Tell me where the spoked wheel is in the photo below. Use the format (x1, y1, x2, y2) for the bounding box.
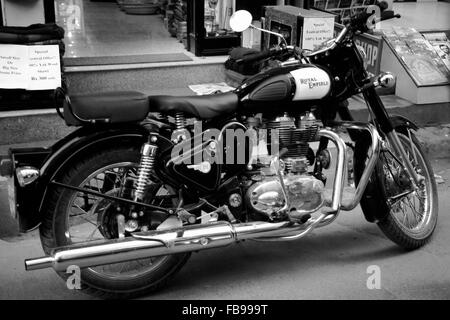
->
(376, 132, 438, 249)
(40, 145, 190, 299)
(355, 130, 438, 250)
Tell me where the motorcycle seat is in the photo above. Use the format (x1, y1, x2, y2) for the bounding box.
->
(0, 24, 64, 44)
(64, 91, 149, 125)
(149, 92, 238, 119)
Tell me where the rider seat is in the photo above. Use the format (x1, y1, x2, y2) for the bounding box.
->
(149, 92, 238, 119)
(63, 91, 239, 126)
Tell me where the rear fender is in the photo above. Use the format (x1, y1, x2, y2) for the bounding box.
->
(10, 124, 151, 232)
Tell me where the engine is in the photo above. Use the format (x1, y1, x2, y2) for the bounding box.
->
(266, 111, 319, 172)
(245, 111, 326, 222)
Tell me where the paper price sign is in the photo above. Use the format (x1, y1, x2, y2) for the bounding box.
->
(0, 44, 61, 90)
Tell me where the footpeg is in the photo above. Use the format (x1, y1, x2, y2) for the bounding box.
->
(321, 206, 337, 215)
(340, 186, 356, 209)
(215, 205, 237, 223)
(299, 213, 311, 224)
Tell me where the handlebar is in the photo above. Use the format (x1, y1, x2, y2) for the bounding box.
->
(332, 9, 400, 47)
(236, 47, 286, 64)
(235, 1, 400, 64)
(236, 49, 274, 64)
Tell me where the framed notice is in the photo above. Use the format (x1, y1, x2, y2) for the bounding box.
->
(0, 44, 61, 90)
(302, 17, 335, 51)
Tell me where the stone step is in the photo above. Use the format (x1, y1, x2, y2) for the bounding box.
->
(1, 56, 449, 148)
(0, 58, 228, 146)
(347, 94, 450, 126)
(65, 57, 228, 95)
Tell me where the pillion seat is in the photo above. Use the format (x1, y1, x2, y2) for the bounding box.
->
(64, 91, 150, 126)
(149, 92, 238, 119)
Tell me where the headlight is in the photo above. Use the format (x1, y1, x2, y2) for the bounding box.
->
(16, 166, 40, 187)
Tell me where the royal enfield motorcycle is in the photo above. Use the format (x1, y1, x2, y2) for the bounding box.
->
(0, 6, 438, 298)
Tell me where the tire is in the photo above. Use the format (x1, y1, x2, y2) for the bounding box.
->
(354, 130, 438, 250)
(39, 145, 190, 299)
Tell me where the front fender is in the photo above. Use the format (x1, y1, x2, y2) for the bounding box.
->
(355, 114, 419, 223)
(389, 114, 419, 132)
(12, 124, 149, 232)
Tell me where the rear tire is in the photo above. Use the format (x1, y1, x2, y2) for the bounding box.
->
(39, 145, 190, 299)
(355, 130, 438, 250)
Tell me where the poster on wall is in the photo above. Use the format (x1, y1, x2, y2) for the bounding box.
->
(0, 45, 62, 90)
(302, 17, 335, 51)
(422, 32, 450, 72)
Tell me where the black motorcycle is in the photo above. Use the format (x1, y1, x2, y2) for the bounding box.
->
(0, 5, 438, 298)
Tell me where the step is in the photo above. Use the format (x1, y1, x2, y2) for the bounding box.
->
(64, 55, 229, 95)
(0, 56, 229, 146)
(347, 95, 450, 126)
(0, 86, 201, 146)
(1, 59, 449, 147)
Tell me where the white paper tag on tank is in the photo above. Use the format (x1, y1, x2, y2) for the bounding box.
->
(290, 67, 331, 101)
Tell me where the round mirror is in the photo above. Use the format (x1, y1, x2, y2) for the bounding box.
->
(229, 10, 253, 32)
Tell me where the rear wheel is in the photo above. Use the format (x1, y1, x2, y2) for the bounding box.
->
(39, 145, 190, 299)
(355, 130, 438, 250)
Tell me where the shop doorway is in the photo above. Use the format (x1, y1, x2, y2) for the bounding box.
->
(55, 0, 192, 66)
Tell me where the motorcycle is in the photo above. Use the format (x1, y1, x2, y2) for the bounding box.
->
(0, 4, 438, 299)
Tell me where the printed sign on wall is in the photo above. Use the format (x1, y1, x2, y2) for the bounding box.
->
(302, 17, 335, 51)
(334, 24, 383, 76)
(0, 45, 61, 90)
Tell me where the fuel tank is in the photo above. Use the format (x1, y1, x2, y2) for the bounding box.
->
(238, 65, 332, 110)
(290, 67, 331, 101)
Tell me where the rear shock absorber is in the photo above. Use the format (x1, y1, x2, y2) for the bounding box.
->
(134, 136, 158, 202)
(173, 112, 187, 143)
(175, 112, 185, 130)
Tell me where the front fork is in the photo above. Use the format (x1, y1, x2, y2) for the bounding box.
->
(362, 87, 423, 188)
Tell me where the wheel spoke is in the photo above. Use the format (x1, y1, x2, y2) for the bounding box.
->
(87, 224, 101, 240)
(65, 162, 175, 279)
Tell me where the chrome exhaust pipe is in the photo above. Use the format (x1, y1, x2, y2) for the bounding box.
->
(25, 220, 297, 272)
(25, 124, 363, 272)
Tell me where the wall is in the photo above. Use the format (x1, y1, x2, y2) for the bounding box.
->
(1, 0, 45, 26)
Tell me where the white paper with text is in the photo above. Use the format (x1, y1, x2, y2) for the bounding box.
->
(0, 44, 61, 90)
(302, 18, 335, 51)
(0, 45, 28, 89)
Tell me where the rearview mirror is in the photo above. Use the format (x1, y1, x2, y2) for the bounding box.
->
(229, 10, 253, 32)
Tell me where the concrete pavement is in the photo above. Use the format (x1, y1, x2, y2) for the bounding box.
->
(0, 159, 449, 300)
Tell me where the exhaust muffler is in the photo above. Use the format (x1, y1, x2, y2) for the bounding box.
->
(25, 220, 295, 272)
(25, 125, 356, 273)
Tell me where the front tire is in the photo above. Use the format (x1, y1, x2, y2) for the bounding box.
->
(39, 145, 190, 299)
(355, 130, 438, 250)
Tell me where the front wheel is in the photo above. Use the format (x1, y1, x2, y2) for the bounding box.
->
(39, 144, 190, 299)
(355, 129, 438, 250)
